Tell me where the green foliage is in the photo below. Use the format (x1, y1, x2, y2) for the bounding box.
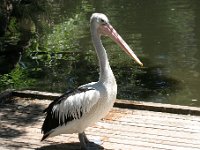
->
(0, 65, 35, 91)
(8, 17, 18, 33)
(42, 14, 86, 52)
(27, 13, 88, 67)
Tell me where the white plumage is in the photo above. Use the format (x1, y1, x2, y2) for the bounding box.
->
(41, 13, 142, 150)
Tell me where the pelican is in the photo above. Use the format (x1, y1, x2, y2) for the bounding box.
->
(41, 13, 143, 149)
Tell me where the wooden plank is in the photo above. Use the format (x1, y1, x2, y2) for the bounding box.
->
(12, 90, 60, 100)
(1, 97, 200, 150)
(115, 99, 200, 116)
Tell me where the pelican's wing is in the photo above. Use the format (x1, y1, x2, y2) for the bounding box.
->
(41, 86, 99, 140)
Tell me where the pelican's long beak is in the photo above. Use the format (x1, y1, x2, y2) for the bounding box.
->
(99, 24, 143, 66)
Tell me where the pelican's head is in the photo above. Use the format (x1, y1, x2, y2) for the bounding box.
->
(90, 13, 143, 66)
(90, 13, 109, 26)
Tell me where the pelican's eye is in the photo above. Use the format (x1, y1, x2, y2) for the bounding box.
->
(101, 19, 105, 22)
(100, 18, 107, 24)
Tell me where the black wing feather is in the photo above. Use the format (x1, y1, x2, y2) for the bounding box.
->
(41, 86, 95, 140)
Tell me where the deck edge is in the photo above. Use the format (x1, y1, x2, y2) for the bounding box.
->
(114, 99, 200, 116)
(1, 90, 200, 116)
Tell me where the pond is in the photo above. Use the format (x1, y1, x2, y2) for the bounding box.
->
(0, 0, 200, 107)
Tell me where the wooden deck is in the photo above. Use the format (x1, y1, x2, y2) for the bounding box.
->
(1, 91, 200, 150)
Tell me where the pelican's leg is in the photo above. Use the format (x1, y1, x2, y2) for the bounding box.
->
(79, 132, 95, 149)
(82, 132, 90, 144)
(78, 132, 87, 150)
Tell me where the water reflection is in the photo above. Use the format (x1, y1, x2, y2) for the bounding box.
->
(0, 0, 200, 106)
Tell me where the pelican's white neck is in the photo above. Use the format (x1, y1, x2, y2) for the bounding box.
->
(90, 24, 115, 83)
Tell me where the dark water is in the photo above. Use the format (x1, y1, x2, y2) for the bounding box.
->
(0, 0, 200, 106)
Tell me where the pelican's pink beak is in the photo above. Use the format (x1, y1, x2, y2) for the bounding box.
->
(99, 24, 143, 66)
